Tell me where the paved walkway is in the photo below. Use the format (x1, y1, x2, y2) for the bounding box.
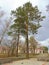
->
(2, 58, 49, 65)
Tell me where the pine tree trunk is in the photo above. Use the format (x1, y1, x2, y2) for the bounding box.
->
(33, 48, 35, 54)
(26, 20, 29, 58)
(33, 48, 35, 55)
(26, 33, 29, 58)
(16, 30, 19, 57)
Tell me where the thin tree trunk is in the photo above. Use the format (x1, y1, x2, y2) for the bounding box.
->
(16, 30, 19, 57)
(11, 39, 16, 56)
(33, 48, 35, 54)
(26, 33, 29, 58)
(26, 20, 29, 58)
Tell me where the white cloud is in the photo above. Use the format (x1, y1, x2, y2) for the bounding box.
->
(39, 38, 49, 46)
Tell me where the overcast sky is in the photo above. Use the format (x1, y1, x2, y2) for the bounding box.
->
(0, 0, 49, 44)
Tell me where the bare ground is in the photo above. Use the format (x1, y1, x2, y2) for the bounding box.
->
(2, 58, 49, 65)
